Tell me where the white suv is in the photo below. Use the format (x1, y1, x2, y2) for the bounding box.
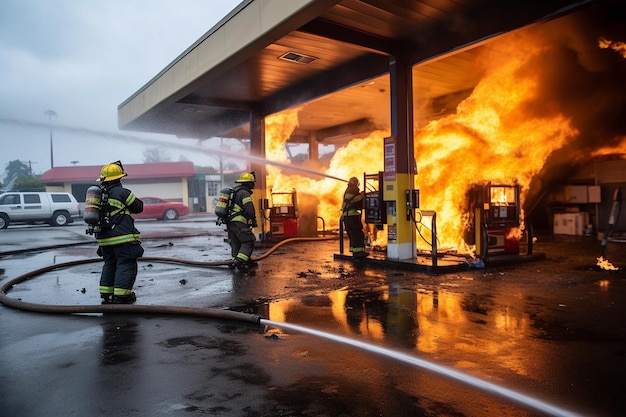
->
(0, 192, 81, 229)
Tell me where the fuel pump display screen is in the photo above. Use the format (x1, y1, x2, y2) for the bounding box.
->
(365, 192, 383, 224)
(490, 186, 516, 205)
(489, 186, 518, 224)
(270, 191, 298, 237)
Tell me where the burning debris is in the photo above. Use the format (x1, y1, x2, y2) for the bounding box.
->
(599, 37, 626, 58)
(596, 256, 620, 271)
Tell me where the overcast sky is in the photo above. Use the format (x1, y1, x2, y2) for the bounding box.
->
(0, 0, 242, 177)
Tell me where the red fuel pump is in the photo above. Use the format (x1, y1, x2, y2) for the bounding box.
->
(468, 183, 521, 258)
(269, 190, 298, 238)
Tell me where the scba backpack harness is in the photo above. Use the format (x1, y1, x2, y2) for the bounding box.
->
(84, 184, 113, 234)
(215, 186, 241, 226)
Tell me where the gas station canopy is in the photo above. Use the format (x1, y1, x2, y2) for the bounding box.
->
(117, 0, 600, 143)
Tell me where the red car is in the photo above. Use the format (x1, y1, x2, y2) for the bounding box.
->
(133, 197, 189, 220)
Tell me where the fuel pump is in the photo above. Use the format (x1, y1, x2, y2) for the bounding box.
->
(468, 183, 521, 258)
(269, 189, 298, 238)
(349, 172, 389, 253)
(364, 172, 386, 230)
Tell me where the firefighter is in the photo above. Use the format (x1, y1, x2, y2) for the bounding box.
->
(227, 172, 258, 271)
(95, 161, 144, 304)
(342, 176, 367, 258)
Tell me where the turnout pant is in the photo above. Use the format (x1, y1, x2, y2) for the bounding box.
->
(227, 221, 256, 262)
(99, 242, 144, 297)
(344, 215, 365, 254)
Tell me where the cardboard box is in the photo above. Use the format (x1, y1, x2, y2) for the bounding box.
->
(553, 212, 589, 235)
(563, 185, 588, 203)
(588, 185, 601, 203)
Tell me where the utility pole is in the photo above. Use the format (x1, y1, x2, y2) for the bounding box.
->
(44, 110, 57, 169)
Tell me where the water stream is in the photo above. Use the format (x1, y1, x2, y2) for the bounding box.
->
(260, 319, 584, 417)
(0, 117, 347, 182)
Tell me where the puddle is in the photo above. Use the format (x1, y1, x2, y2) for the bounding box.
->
(244, 285, 540, 357)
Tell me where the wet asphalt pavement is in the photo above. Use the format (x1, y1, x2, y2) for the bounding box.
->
(1, 216, 625, 417)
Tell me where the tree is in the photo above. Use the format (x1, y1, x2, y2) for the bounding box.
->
(13, 176, 45, 191)
(3, 160, 30, 188)
(224, 162, 241, 171)
(143, 147, 172, 163)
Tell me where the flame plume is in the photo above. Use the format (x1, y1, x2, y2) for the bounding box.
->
(264, 17, 626, 253)
(265, 109, 385, 226)
(414, 31, 578, 249)
(597, 256, 619, 271)
(598, 37, 626, 58)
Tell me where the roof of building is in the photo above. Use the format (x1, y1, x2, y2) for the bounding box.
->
(41, 161, 196, 183)
(117, 0, 608, 140)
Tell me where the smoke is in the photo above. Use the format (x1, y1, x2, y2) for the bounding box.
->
(523, 1, 626, 157)
(410, 1, 626, 238)
(491, 1, 626, 212)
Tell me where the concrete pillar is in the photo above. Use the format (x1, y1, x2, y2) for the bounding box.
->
(250, 110, 268, 237)
(299, 131, 319, 236)
(385, 54, 416, 260)
(308, 131, 319, 162)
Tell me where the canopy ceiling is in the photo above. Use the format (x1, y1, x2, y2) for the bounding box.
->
(118, 0, 619, 144)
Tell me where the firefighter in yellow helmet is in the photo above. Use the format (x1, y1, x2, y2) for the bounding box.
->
(95, 161, 144, 304)
(227, 172, 258, 271)
(342, 176, 367, 258)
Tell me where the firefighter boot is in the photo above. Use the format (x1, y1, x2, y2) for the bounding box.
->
(232, 258, 250, 271)
(113, 292, 137, 304)
(100, 294, 113, 304)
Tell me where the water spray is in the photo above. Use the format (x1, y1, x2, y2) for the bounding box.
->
(0, 117, 347, 183)
(261, 319, 585, 417)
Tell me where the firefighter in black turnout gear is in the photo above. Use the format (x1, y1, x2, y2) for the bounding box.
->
(342, 176, 367, 258)
(95, 161, 144, 304)
(227, 172, 258, 271)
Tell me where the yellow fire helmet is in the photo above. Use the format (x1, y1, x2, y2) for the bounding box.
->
(235, 172, 256, 183)
(97, 161, 127, 182)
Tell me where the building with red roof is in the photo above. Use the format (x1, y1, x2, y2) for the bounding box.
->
(40, 161, 205, 212)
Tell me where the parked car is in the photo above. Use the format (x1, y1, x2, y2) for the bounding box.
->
(0, 191, 81, 229)
(133, 197, 189, 221)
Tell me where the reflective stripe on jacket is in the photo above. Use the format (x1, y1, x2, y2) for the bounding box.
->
(229, 186, 256, 225)
(342, 184, 363, 217)
(95, 182, 143, 246)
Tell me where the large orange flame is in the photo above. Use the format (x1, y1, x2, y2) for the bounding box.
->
(264, 29, 626, 253)
(414, 31, 579, 249)
(265, 110, 385, 228)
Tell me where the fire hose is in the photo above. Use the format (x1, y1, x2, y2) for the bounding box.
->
(0, 236, 336, 321)
(0, 235, 589, 417)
